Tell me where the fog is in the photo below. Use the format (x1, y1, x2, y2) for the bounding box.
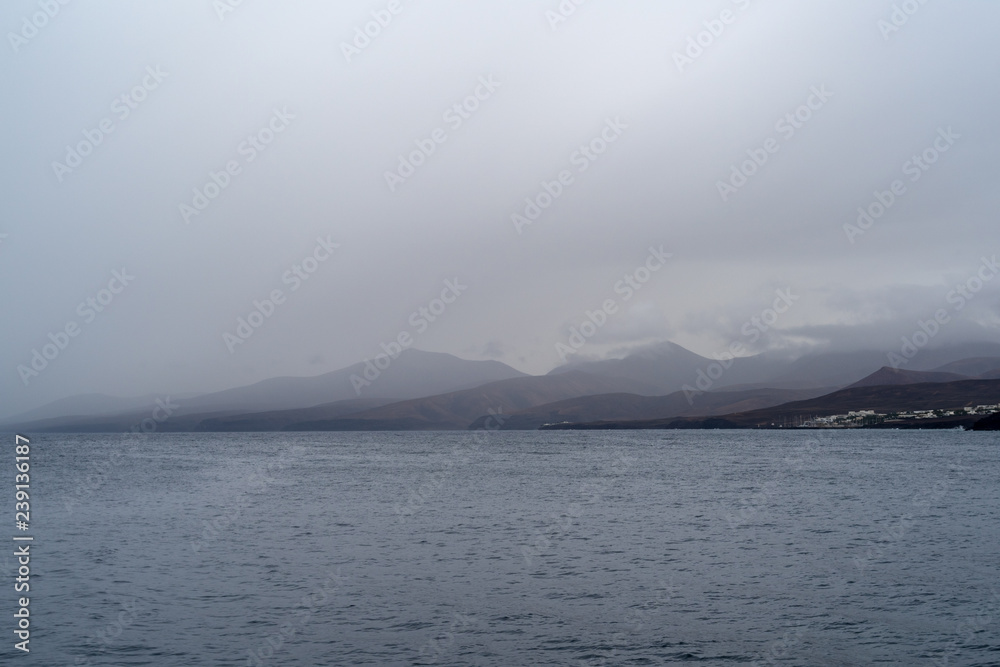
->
(3, 0, 998, 418)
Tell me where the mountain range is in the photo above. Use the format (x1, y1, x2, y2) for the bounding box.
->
(544, 375, 1000, 430)
(4, 342, 1000, 433)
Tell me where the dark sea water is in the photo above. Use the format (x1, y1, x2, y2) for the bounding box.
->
(17, 430, 1000, 665)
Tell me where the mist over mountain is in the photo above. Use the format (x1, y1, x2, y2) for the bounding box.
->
(175, 349, 527, 413)
(4, 0, 1000, 424)
(267, 369, 659, 431)
(5, 5, 1000, 664)
(846, 367, 969, 389)
(0, 349, 524, 426)
(931, 357, 1000, 377)
(546, 340, 1000, 393)
(9, 341, 1000, 432)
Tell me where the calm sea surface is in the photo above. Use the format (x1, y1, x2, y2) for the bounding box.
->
(17, 430, 1000, 665)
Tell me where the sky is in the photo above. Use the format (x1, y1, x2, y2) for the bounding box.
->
(2, 0, 1000, 418)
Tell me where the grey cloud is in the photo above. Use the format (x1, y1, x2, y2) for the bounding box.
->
(2, 0, 999, 417)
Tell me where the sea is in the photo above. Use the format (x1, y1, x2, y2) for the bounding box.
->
(16, 430, 1000, 666)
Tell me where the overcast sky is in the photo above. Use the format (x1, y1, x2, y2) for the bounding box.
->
(2, 0, 999, 417)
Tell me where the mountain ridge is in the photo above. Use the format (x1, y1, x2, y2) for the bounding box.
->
(542, 378, 1000, 430)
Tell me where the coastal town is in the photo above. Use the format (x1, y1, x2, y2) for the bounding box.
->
(799, 404, 1000, 428)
